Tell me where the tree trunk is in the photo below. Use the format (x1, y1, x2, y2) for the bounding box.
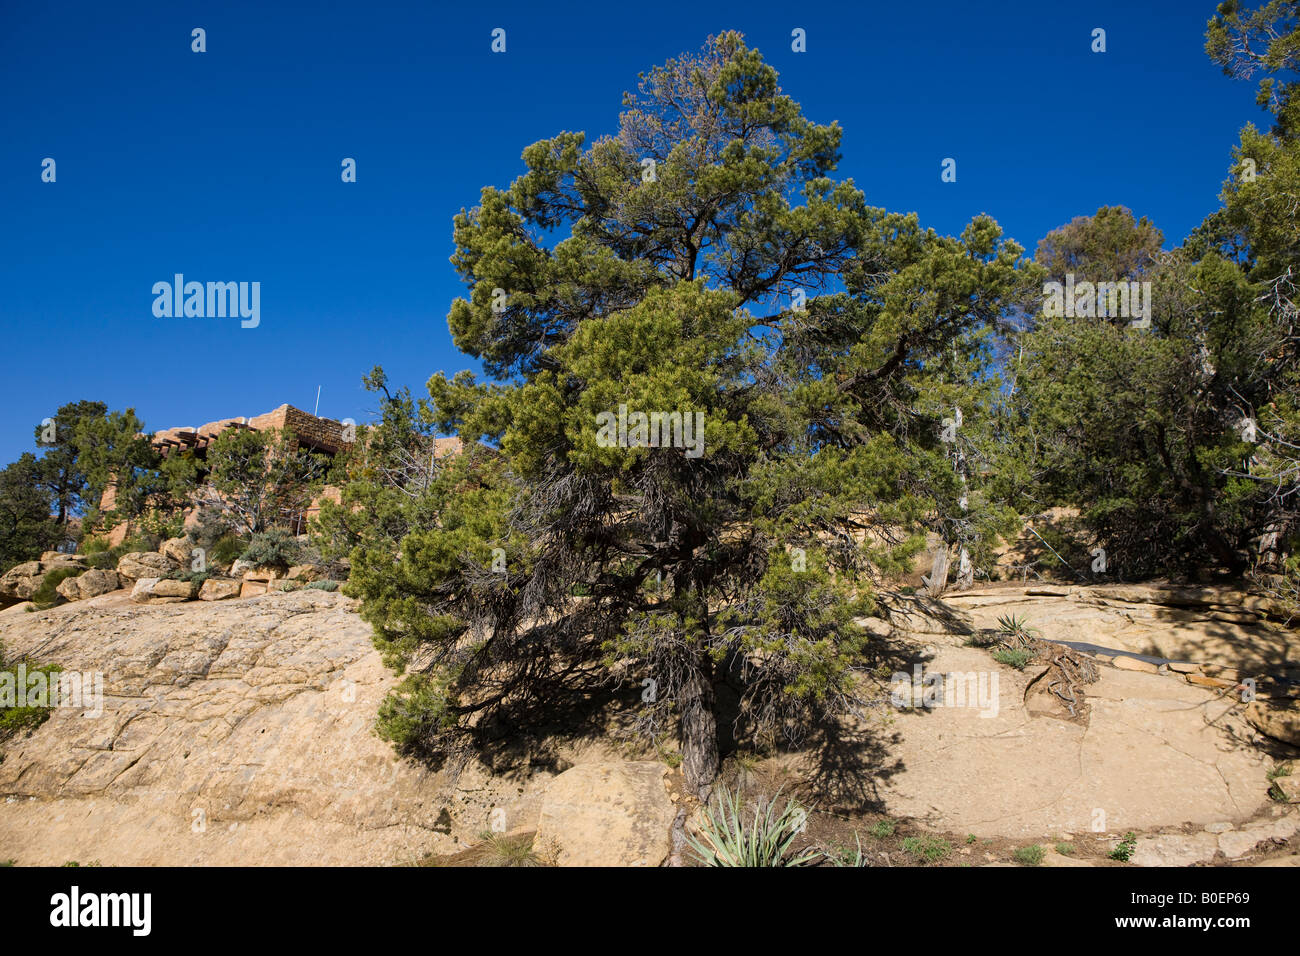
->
(925, 546, 950, 597)
(679, 660, 719, 798)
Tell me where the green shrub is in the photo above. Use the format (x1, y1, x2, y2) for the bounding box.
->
(209, 534, 246, 568)
(30, 567, 82, 609)
(996, 614, 1041, 643)
(305, 579, 339, 591)
(375, 674, 456, 758)
(900, 835, 950, 864)
(686, 785, 819, 867)
(0, 643, 60, 746)
(240, 531, 303, 568)
(1110, 832, 1138, 862)
(867, 819, 895, 839)
(993, 648, 1034, 670)
(1013, 844, 1045, 866)
(1056, 842, 1075, 856)
(164, 569, 210, 587)
(136, 509, 185, 542)
(277, 580, 303, 592)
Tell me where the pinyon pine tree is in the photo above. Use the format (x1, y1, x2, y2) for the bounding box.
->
(347, 33, 1036, 796)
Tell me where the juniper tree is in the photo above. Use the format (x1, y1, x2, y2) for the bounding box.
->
(351, 33, 1035, 795)
(1006, 5, 1300, 578)
(0, 454, 61, 568)
(206, 427, 328, 535)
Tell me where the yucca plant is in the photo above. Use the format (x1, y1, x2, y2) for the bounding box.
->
(996, 613, 1041, 646)
(686, 784, 821, 867)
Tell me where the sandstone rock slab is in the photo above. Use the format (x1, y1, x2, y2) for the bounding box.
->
(536, 762, 675, 867)
(198, 579, 242, 601)
(55, 569, 122, 602)
(117, 552, 178, 583)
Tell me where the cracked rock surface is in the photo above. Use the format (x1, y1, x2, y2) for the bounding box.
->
(0, 589, 454, 865)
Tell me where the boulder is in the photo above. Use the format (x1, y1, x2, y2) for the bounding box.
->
(40, 548, 85, 564)
(40, 551, 87, 570)
(240, 580, 270, 599)
(1246, 699, 1300, 747)
(130, 577, 195, 604)
(1273, 776, 1300, 804)
(1217, 814, 1300, 859)
(54, 569, 122, 602)
(198, 579, 242, 601)
(535, 762, 676, 867)
(0, 587, 450, 866)
(286, 564, 328, 582)
(0, 561, 45, 602)
(117, 551, 179, 584)
(159, 537, 194, 566)
(152, 579, 197, 601)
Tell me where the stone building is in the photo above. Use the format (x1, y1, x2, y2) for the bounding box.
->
(99, 404, 362, 542)
(98, 405, 466, 542)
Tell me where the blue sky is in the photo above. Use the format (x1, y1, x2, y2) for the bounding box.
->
(0, 0, 1271, 466)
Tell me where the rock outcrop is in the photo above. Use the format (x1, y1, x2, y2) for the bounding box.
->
(55, 568, 123, 602)
(0, 555, 88, 604)
(198, 578, 242, 601)
(0, 590, 448, 865)
(1246, 699, 1300, 747)
(159, 537, 194, 566)
(129, 577, 196, 604)
(116, 551, 179, 584)
(0, 561, 45, 603)
(0, 580, 1293, 866)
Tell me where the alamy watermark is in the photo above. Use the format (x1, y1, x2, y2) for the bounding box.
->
(889, 664, 999, 718)
(152, 274, 260, 328)
(0, 664, 103, 718)
(594, 404, 704, 458)
(1042, 273, 1151, 328)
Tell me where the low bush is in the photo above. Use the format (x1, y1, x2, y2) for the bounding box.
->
(240, 531, 303, 568)
(993, 648, 1035, 670)
(1110, 832, 1138, 862)
(1013, 844, 1045, 866)
(0, 642, 60, 748)
(164, 569, 211, 587)
(30, 567, 81, 609)
(209, 534, 246, 568)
